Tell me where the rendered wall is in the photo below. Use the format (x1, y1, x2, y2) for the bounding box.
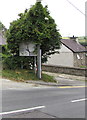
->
(45, 44, 74, 67)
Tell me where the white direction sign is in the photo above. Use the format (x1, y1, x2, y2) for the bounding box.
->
(19, 42, 37, 56)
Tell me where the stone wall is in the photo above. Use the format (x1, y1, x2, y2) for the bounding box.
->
(42, 64, 86, 76)
(74, 52, 86, 67)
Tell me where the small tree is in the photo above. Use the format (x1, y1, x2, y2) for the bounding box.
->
(6, 1, 61, 69)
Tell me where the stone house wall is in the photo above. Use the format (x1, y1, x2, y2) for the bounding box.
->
(45, 43, 86, 68)
(73, 52, 86, 67)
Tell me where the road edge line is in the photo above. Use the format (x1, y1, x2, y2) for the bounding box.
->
(0, 106, 45, 115)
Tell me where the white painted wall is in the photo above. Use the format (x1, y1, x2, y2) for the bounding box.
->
(45, 44, 74, 67)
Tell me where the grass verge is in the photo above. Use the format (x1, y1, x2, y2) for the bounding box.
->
(2, 69, 56, 83)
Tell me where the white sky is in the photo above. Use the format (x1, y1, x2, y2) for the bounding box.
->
(0, 0, 87, 37)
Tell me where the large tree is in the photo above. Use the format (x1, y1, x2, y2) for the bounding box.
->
(6, 1, 61, 69)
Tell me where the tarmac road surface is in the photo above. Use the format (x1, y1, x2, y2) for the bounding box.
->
(0, 72, 87, 119)
(1, 86, 86, 118)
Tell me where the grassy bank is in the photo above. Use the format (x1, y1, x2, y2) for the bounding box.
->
(2, 69, 56, 83)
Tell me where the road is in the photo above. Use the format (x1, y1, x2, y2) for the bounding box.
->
(1, 86, 86, 118)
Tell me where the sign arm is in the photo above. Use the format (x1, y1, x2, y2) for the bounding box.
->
(26, 45, 30, 56)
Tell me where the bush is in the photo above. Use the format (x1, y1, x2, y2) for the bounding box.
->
(3, 55, 35, 70)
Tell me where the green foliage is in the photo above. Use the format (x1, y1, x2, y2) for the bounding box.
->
(0, 21, 7, 34)
(6, 1, 61, 69)
(3, 55, 34, 70)
(78, 36, 87, 46)
(0, 21, 4, 30)
(2, 45, 12, 69)
(41, 73, 56, 82)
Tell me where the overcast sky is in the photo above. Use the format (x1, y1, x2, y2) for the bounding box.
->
(0, 0, 87, 37)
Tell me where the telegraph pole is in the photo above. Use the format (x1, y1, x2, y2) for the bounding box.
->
(85, 1, 87, 36)
(36, 0, 42, 79)
(34, 56, 37, 75)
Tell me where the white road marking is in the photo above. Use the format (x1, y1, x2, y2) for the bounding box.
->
(0, 106, 45, 115)
(71, 98, 87, 103)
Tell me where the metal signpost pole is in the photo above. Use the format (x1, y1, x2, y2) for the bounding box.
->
(37, 45, 41, 79)
(34, 56, 37, 75)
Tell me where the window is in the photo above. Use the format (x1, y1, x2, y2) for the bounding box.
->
(77, 54, 80, 59)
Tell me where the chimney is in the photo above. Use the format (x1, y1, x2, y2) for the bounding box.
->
(70, 35, 79, 43)
(36, 0, 42, 2)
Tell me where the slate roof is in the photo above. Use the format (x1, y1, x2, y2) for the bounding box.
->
(61, 39, 87, 53)
(0, 32, 6, 45)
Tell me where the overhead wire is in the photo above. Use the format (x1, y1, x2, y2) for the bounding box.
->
(66, 0, 87, 17)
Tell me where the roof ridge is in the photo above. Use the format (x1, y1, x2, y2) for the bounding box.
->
(61, 39, 86, 52)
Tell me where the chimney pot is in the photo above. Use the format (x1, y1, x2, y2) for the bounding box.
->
(70, 36, 79, 43)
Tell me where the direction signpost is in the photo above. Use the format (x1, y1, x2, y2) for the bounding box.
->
(19, 42, 41, 79)
(19, 0, 42, 79)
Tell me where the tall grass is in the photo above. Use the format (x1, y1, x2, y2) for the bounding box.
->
(2, 69, 56, 83)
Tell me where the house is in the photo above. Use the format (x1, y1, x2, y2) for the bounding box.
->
(45, 37, 87, 67)
(0, 31, 6, 46)
(0, 30, 7, 55)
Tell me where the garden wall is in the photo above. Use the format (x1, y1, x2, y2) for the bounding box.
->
(42, 64, 87, 76)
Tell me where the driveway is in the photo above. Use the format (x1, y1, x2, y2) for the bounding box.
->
(43, 72, 86, 86)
